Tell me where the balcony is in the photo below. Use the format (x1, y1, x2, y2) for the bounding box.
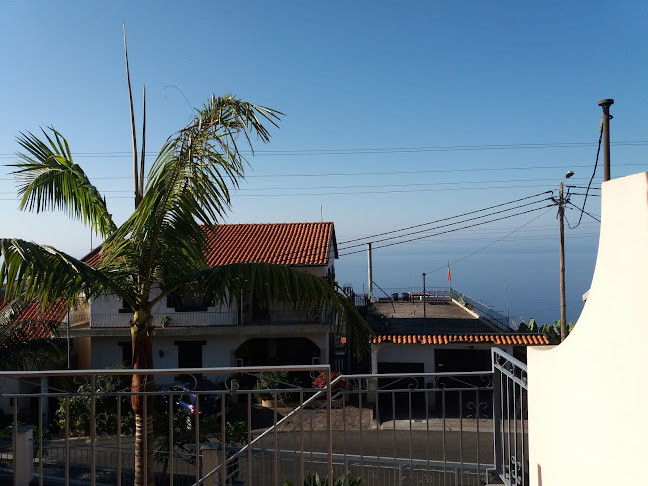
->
(0, 350, 524, 485)
(67, 308, 332, 330)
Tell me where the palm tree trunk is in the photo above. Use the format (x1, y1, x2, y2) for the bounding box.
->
(132, 323, 155, 486)
(134, 410, 154, 486)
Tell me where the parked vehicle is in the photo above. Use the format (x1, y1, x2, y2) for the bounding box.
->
(158, 382, 227, 427)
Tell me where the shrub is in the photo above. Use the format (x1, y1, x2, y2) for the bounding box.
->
(312, 372, 346, 392)
(54, 371, 135, 437)
(253, 371, 300, 403)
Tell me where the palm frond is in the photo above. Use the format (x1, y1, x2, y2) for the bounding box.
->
(157, 262, 373, 358)
(0, 238, 123, 308)
(105, 96, 283, 296)
(12, 128, 117, 237)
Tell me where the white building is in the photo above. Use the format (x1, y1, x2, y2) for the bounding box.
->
(68, 222, 342, 383)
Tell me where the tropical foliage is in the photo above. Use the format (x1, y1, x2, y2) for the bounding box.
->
(1, 94, 372, 486)
(253, 370, 301, 403)
(513, 317, 576, 343)
(54, 370, 135, 437)
(153, 405, 246, 475)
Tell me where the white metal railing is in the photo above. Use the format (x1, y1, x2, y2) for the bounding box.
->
(67, 311, 239, 328)
(0, 363, 503, 486)
(66, 309, 330, 329)
(364, 287, 452, 303)
(492, 348, 528, 486)
(452, 289, 510, 331)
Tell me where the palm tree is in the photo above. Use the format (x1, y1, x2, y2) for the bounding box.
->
(0, 95, 371, 486)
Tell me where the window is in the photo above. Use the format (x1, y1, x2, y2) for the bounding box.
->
(118, 342, 132, 367)
(175, 341, 206, 369)
(119, 299, 133, 314)
(167, 293, 211, 312)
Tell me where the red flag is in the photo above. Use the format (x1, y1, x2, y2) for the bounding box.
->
(447, 265, 451, 282)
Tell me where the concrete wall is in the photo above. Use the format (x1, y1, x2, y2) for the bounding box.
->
(88, 331, 330, 385)
(528, 172, 648, 486)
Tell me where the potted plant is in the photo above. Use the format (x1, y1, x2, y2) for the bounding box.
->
(160, 315, 171, 328)
(254, 371, 297, 407)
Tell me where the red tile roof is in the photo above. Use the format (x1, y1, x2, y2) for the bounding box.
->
(371, 334, 550, 346)
(82, 222, 337, 268)
(0, 300, 66, 345)
(82, 246, 102, 266)
(203, 222, 336, 266)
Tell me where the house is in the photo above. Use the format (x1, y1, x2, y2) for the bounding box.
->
(68, 222, 342, 383)
(0, 292, 67, 422)
(361, 291, 548, 410)
(367, 291, 548, 377)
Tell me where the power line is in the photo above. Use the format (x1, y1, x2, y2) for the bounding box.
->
(338, 204, 554, 256)
(570, 124, 604, 229)
(337, 198, 553, 250)
(338, 191, 552, 248)
(2, 139, 648, 159)
(337, 220, 599, 239)
(2, 162, 646, 182)
(426, 207, 554, 274)
(0, 185, 569, 200)
(234, 177, 588, 192)
(0, 177, 589, 196)
(566, 202, 600, 223)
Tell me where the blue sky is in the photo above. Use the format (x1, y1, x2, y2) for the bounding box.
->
(2, 1, 648, 325)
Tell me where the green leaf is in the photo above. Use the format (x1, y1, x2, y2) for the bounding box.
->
(12, 128, 116, 237)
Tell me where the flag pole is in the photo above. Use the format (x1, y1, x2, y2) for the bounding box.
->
(447, 261, 452, 292)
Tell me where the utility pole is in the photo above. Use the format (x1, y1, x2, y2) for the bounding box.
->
(598, 99, 614, 182)
(66, 309, 71, 369)
(367, 243, 373, 300)
(422, 273, 426, 319)
(558, 171, 573, 342)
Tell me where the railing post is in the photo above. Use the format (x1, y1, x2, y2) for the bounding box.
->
(492, 354, 503, 480)
(327, 367, 333, 485)
(14, 425, 34, 486)
(201, 442, 220, 486)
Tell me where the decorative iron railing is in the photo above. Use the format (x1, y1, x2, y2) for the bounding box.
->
(0, 357, 522, 486)
(492, 348, 528, 486)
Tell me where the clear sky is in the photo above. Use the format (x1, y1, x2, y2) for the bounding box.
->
(2, 1, 647, 326)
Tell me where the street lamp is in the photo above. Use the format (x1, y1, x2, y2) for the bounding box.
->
(559, 170, 573, 342)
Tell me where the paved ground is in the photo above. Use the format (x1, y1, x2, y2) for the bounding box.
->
(248, 403, 500, 433)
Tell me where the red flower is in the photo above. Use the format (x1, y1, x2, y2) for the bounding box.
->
(313, 371, 346, 391)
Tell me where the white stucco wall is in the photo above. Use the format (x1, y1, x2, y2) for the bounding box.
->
(86, 329, 330, 385)
(374, 345, 436, 373)
(88, 287, 235, 324)
(528, 172, 648, 486)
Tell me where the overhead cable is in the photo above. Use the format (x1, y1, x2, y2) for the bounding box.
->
(338, 204, 554, 256)
(338, 191, 552, 247)
(338, 196, 553, 250)
(426, 207, 554, 274)
(570, 125, 604, 229)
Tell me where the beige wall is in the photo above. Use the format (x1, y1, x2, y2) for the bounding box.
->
(528, 172, 648, 486)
